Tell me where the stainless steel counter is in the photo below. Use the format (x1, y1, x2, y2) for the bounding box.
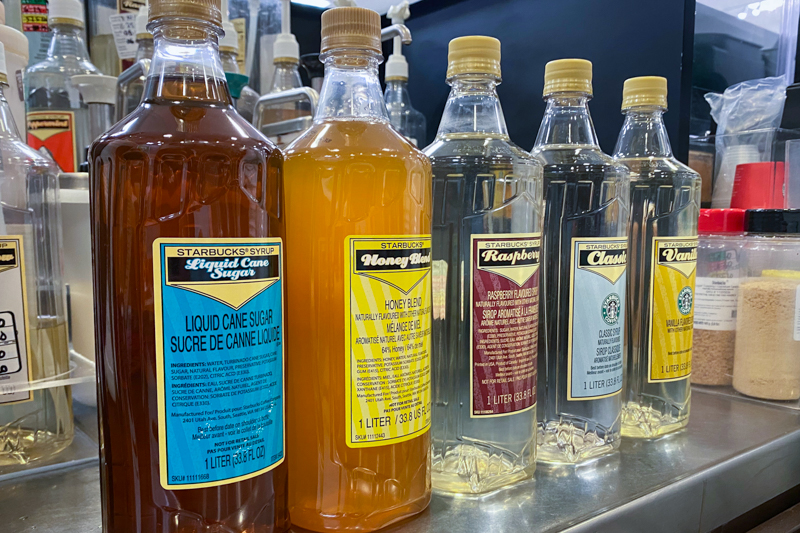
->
(2, 389, 799, 533)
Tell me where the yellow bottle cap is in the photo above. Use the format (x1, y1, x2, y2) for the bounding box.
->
(320, 7, 381, 54)
(622, 76, 667, 110)
(446, 36, 501, 79)
(149, 0, 222, 27)
(543, 58, 592, 97)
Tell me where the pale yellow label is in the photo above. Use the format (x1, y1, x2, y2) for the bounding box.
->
(648, 237, 698, 382)
(344, 235, 432, 448)
(231, 18, 247, 76)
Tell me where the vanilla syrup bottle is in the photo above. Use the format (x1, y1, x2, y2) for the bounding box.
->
(90, 0, 288, 530)
(614, 76, 700, 438)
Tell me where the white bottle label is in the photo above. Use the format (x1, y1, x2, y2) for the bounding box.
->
(694, 277, 739, 331)
(0, 236, 33, 405)
(794, 285, 800, 342)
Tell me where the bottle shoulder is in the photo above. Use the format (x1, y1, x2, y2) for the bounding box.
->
(284, 119, 428, 166)
(618, 156, 701, 182)
(424, 136, 539, 166)
(532, 145, 620, 169)
(27, 58, 101, 77)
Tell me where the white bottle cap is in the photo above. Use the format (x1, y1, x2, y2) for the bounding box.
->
(48, 0, 85, 28)
(220, 21, 238, 52)
(0, 24, 29, 61)
(135, 3, 151, 39)
(385, 53, 408, 81)
(273, 33, 299, 63)
(71, 75, 117, 104)
(0, 42, 8, 85)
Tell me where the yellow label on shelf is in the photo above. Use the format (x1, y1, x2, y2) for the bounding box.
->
(344, 235, 432, 448)
(648, 236, 698, 382)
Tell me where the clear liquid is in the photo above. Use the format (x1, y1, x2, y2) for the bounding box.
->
(90, 33, 123, 77)
(427, 136, 540, 493)
(621, 159, 700, 438)
(0, 322, 73, 466)
(536, 148, 627, 464)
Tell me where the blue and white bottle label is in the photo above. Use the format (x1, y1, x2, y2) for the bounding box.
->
(153, 238, 285, 490)
(567, 237, 627, 401)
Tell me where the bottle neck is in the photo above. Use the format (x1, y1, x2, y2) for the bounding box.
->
(0, 85, 21, 139)
(136, 37, 154, 62)
(269, 60, 302, 93)
(533, 93, 600, 148)
(143, 19, 230, 105)
(316, 50, 388, 122)
(384, 79, 411, 105)
(47, 23, 92, 62)
(613, 106, 672, 159)
(436, 75, 507, 138)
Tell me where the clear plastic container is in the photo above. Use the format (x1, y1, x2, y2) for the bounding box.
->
(531, 59, 629, 464)
(732, 209, 800, 401)
(692, 209, 746, 387)
(425, 36, 541, 494)
(0, 41, 74, 466)
(0, 9, 30, 134)
(385, 77, 426, 147)
(87, 0, 141, 77)
(227, 0, 280, 93)
(25, 0, 101, 173)
(115, 4, 152, 121)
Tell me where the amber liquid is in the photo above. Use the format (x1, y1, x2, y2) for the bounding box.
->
(284, 120, 432, 532)
(90, 76, 289, 533)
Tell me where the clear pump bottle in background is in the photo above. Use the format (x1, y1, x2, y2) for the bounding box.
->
(283, 7, 432, 531)
(425, 36, 541, 493)
(90, 0, 288, 529)
(531, 59, 629, 464)
(115, 3, 154, 121)
(25, 0, 101, 173)
(614, 76, 700, 438)
(385, 54, 426, 147)
(0, 41, 73, 466)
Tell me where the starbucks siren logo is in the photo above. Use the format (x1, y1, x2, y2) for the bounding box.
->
(601, 293, 621, 325)
(678, 286, 693, 315)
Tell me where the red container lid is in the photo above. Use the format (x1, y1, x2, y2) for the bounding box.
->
(699, 208, 746, 234)
(730, 162, 785, 209)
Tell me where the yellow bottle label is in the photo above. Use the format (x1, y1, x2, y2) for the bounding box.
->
(0, 236, 33, 405)
(344, 235, 432, 448)
(648, 237, 698, 382)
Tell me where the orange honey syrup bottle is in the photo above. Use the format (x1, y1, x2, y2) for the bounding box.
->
(283, 7, 433, 532)
(89, 0, 288, 530)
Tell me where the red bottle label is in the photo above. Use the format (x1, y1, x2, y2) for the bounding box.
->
(26, 111, 77, 172)
(470, 234, 540, 417)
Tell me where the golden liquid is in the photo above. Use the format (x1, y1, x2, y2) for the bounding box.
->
(0, 321, 73, 466)
(284, 119, 432, 532)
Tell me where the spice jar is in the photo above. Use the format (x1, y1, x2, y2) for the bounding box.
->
(733, 210, 800, 401)
(692, 209, 746, 386)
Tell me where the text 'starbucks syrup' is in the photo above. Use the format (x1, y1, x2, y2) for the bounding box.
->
(283, 7, 432, 531)
(614, 76, 701, 438)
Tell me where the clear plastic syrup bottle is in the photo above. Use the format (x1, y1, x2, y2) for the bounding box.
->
(614, 76, 700, 438)
(425, 36, 541, 493)
(25, 0, 101, 173)
(115, 3, 154, 121)
(531, 59, 629, 464)
(0, 41, 73, 466)
(283, 7, 431, 531)
(384, 54, 426, 147)
(90, 0, 288, 529)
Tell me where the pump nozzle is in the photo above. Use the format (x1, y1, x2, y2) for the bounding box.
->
(273, 0, 299, 64)
(384, 2, 412, 82)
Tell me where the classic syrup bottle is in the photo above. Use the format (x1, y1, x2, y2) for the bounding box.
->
(0, 41, 74, 466)
(614, 77, 700, 438)
(425, 36, 542, 493)
(283, 7, 432, 531)
(90, 0, 288, 530)
(531, 59, 629, 464)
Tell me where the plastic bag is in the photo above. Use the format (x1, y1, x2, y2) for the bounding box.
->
(705, 77, 788, 207)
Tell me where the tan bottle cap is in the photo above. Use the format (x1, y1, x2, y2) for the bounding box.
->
(446, 35, 501, 79)
(320, 7, 381, 54)
(149, 0, 222, 26)
(543, 58, 592, 97)
(622, 76, 667, 110)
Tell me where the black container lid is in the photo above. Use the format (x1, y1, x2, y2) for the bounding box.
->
(744, 209, 800, 234)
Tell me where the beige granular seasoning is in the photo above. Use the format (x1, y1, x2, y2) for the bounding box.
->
(733, 277, 800, 400)
(692, 329, 734, 386)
